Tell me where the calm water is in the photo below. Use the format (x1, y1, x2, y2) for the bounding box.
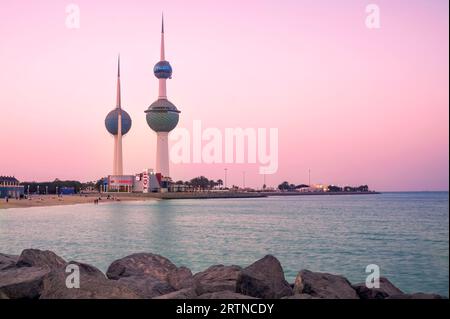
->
(0, 192, 448, 296)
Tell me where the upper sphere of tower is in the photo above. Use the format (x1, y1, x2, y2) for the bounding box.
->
(154, 61, 172, 79)
(105, 108, 132, 135)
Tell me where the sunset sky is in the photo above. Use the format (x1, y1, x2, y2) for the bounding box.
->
(0, 0, 448, 191)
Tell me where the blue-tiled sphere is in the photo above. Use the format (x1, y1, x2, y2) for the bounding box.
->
(145, 99, 180, 132)
(105, 108, 132, 135)
(154, 61, 172, 79)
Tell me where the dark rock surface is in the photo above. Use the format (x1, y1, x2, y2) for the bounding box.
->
(387, 293, 447, 299)
(117, 275, 175, 298)
(40, 261, 140, 299)
(193, 264, 242, 294)
(294, 269, 359, 299)
(352, 277, 403, 299)
(167, 266, 195, 290)
(1, 249, 446, 299)
(283, 293, 318, 299)
(197, 291, 258, 299)
(0, 253, 18, 271)
(16, 249, 66, 270)
(153, 288, 198, 299)
(106, 253, 178, 282)
(236, 255, 293, 299)
(0, 266, 50, 299)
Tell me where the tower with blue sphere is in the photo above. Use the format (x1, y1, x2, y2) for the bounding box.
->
(145, 15, 180, 180)
(105, 56, 132, 176)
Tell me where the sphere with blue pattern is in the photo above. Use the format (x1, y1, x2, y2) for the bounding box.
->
(154, 61, 172, 79)
(105, 108, 132, 135)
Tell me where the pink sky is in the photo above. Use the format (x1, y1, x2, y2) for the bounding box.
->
(0, 0, 448, 191)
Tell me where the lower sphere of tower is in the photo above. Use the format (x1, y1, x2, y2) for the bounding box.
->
(145, 99, 180, 132)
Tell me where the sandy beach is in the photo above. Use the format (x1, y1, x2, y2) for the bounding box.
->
(0, 194, 155, 209)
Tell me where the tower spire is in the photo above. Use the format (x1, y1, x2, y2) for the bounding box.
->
(160, 13, 165, 61)
(116, 54, 121, 109)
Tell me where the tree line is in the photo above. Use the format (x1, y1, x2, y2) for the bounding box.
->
(277, 181, 370, 192)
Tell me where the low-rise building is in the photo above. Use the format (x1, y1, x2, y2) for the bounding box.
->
(0, 176, 25, 198)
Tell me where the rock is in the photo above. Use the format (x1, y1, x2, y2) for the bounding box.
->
(0, 253, 18, 271)
(167, 266, 195, 290)
(387, 293, 447, 299)
(106, 253, 178, 282)
(293, 270, 359, 299)
(153, 288, 198, 299)
(352, 277, 403, 299)
(16, 249, 66, 270)
(283, 293, 318, 299)
(197, 291, 258, 299)
(0, 266, 49, 299)
(117, 275, 175, 298)
(40, 261, 140, 299)
(0, 291, 9, 299)
(236, 255, 293, 299)
(193, 265, 242, 294)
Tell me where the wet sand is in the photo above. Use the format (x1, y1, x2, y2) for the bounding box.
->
(0, 194, 155, 209)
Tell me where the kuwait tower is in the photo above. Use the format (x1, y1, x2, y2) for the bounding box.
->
(145, 15, 180, 178)
(105, 57, 132, 175)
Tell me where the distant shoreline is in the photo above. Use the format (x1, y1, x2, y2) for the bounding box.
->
(0, 191, 384, 209)
(263, 191, 380, 196)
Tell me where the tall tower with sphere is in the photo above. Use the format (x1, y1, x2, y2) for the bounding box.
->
(105, 56, 132, 176)
(145, 15, 180, 178)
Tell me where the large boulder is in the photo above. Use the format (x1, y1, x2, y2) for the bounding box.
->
(352, 277, 403, 299)
(16, 249, 66, 270)
(197, 291, 258, 299)
(0, 266, 49, 299)
(236, 255, 293, 299)
(153, 288, 198, 299)
(106, 253, 178, 282)
(117, 275, 175, 298)
(193, 265, 242, 294)
(293, 270, 359, 299)
(0, 253, 18, 271)
(40, 261, 140, 299)
(167, 266, 195, 290)
(387, 293, 447, 299)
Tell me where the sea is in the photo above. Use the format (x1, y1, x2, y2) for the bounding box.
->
(0, 191, 448, 296)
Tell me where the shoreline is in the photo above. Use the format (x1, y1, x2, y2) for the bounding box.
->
(0, 194, 157, 210)
(0, 191, 381, 209)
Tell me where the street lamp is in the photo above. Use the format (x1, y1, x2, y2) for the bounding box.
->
(224, 168, 228, 189)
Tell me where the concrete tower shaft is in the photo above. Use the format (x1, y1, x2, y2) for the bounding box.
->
(145, 15, 180, 179)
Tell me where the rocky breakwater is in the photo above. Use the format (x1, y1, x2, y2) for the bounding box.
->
(0, 250, 446, 299)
